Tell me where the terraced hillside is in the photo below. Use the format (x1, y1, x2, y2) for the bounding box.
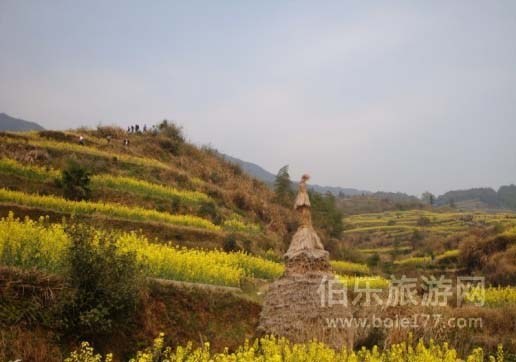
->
(0, 125, 299, 358)
(0, 125, 387, 292)
(0, 126, 295, 253)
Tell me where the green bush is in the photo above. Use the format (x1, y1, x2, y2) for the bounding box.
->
(198, 201, 222, 224)
(158, 120, 184, 143)
(57, 160, 92, 201)
(366, 253, 380, 267)
(223, 234, 241, 252)
(59, 225, 144, 339)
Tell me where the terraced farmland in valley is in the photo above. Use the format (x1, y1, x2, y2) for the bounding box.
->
(344, 209, 516, 245)
(342, 209, 516, 273)
(345, 210, 516, 232)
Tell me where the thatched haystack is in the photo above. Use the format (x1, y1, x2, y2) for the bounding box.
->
(257, 175, 354, 349)
(257, 266, 354, 349)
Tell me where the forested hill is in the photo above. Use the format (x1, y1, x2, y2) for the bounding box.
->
(436, 186, 516, 210)
(335, 187, 516, 215)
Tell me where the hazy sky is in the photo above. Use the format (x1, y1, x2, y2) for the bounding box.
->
(1, 1, 515, 195)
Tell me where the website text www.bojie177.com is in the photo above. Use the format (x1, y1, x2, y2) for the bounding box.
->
(325, 314, 483, 330)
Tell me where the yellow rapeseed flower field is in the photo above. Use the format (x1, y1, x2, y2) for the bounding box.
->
(466, 286, 516, 308)
(330, 260, 370, 275)
(0, 158, 212, 205)
(117, 232, 282, 286)
(0, 214, 282, 287)
(344, 210, 516, 236)
(221, 215, 261, 233)
(0, 157, 59, 180)
(0, 212, 69, 273)
(337, 275, 390, 289)
(65, 334, 505, 362)
(91, 174, 212, 204)
(394, 256, 432, 266)
(0, 188, 220, 230)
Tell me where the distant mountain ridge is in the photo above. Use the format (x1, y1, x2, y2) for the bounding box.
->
(435, 185, 516, 211)
(222, 154, 276, 184)
(221, 153, 369, 196)
(0, 113, 44, 131)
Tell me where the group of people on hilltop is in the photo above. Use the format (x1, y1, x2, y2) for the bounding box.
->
(127, 124, 152, 133)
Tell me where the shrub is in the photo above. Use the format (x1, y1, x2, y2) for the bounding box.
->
(57, 160, 92, 201)
(198, 201, 222, 224)
(223, 234, 240, 252)
(232, 192, 251, 211)
(60, 225, 144, 338)
(366, 253, 380, 267)
(242, 238, 252, 253)
(158, 120, 184, 146)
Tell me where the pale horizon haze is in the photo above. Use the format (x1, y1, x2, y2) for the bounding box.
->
(1, 1, 515, 196)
